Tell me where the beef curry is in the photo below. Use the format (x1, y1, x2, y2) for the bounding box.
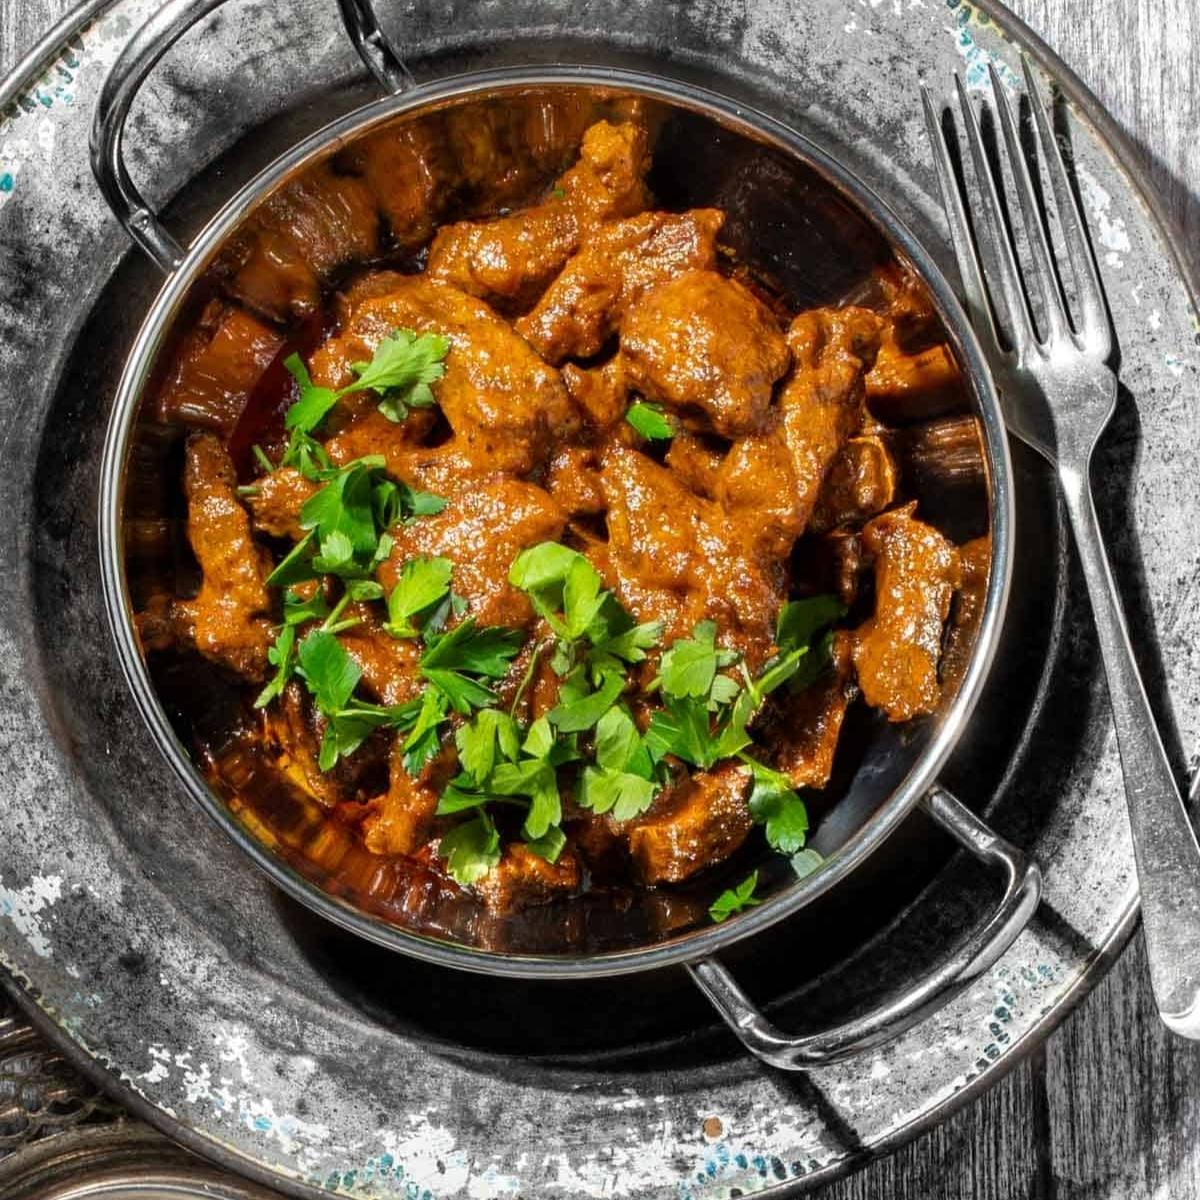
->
(127, 92, 989, 950)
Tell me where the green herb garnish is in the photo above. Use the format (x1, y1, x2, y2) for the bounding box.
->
(438, 811, 501, 885)
(283, 327, 450, 435)
(291, 629, 421, 771)
(625, 401, 675, 441)
(709, 870, 762, 923)
(384, 555, 454, 639)
(743, 758, 810, 854)
(265, 458, 444, 589)
(656, 619, 738, 703)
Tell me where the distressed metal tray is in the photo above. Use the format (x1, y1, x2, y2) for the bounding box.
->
(0, 0, 1197, 1197)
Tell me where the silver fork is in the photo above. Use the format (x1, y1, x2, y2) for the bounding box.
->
(923, 58, 1200, 1038)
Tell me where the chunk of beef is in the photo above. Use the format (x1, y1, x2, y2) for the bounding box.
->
(852, 502, 962, 721)
(311, 274, 576, 474)
(166, 434, 274, 680)
(428, 121, 650, 307)
(155, 301, 284, 434)
(800, 527, 869, 610)
(941, 534, 991, 695)
(560, 119, 652, 224)
(866, 337, 961, 423)
(473, 843, 582, 912)
(562, 356, 629, 432)
(221, 164, 381, 322)
(546, 444, 605, 517)
(247, 467, 318, 540)
(516, 208, 724, 363)
(380, 478, 565, 628)
(600, 443, 782, 667)
(621, 270, 789, 437)
(442, 94, 594, 209)
(343, 119, 445, 250)
(339, 605, 424, 706)
(716, 306, 882, 557)
(321, 407, 456, 491)
(763, 632, 856, 788)
(627, 762, 753, 883)
(809, 433, 898, 533)
(428, 200, 580, 311)
(665, 433, 723, 499)
(362, 742, 447, 856)
(263, 682, 388, 809)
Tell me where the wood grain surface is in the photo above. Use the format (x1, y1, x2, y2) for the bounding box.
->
(2, 1, 1197, 1197)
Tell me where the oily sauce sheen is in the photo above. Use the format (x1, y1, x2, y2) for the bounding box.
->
(129, 91, 990, 954)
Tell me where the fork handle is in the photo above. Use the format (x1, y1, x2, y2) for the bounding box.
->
(1059, 461, 1200, 1036)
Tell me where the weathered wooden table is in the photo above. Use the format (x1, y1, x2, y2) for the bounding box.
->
(3, 1, 1197, 1196)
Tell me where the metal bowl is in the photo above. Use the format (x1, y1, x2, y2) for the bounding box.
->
(93, 0, 1035, 1067)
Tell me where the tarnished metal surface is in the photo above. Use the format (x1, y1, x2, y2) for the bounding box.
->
(0, 0, 1196, 1197)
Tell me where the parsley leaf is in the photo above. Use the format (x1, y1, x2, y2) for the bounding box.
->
(300, 460, 381, 560)
(509, 542, 593, 639)
(266, 529, 319, 588)
(385, 555, 453, 638)
(418, 619, 524, 715)
(455, 708, 521, 784)
(791, 847, 824, 879)
(776, 596, 845, 655)
(284, 329, 450, 435)
(709, 870, 762, 923)
(590, 616, 662, 670)
(625, 400, 675, 441)
(657, 620, 738, 701)
(297, 630, 361, 713)
(439, 811, 501, 885)
(744, 758, 809, 853)
(274, 459, 444, 589)
(255, 624, 298, 708)
(489, 759, 561, 840)
(546, 668, 626, 733)
(577, 766, 658, 821)
(421, 618, 524, 679)
(524, 825, 566, 863)
(644, 694, 720, 768)
(593, 705, 643, 773)
(523, 715, 557, 760)
(319, 700, 420, 772)
(279, 428, 334, 481)
(400, 686, 448, 773)
(290, 629, 421, 771)
(421, 668, 497, 714)
(509, 542, 661, 688)
(349, 329, 450, 423)
(283, 354, 340, 434)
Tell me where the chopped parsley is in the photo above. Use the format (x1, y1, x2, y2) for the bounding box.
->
(384, 555, 454, 638)
(293, 629, 421, 771)
(283, 327, 450, 436)
(438, 811, 501, 885)
(709, 870, 762, 923)
(625, 401, 675, 441)
(743, 758, 809, 854)
(265, 458, 445, 590)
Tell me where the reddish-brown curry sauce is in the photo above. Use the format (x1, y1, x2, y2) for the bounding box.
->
(126, 92, 989, 951)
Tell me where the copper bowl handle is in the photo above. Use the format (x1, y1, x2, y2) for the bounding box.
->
(687, 785, 1042, 1068)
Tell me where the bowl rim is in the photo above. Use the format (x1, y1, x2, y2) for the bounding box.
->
(98, 64, 1014, 979)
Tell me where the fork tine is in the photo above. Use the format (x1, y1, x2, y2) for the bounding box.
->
(952, 73, 1038, 359)
(987, 63, 1070, 343)
(1021, 55, 1112, 357)
(920, 85, 1001, 351)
